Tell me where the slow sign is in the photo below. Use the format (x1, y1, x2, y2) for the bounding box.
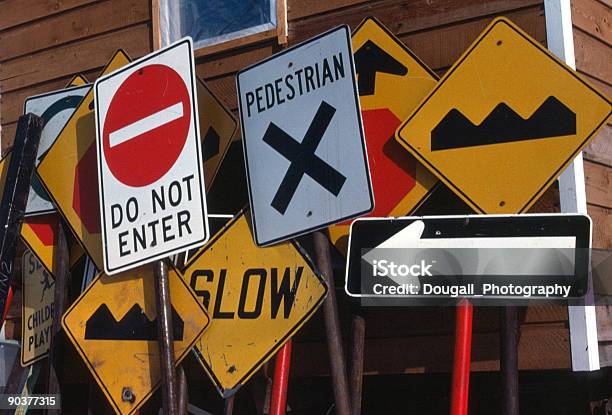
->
(182, 212, 327, 396)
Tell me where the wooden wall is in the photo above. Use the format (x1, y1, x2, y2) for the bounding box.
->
(570, 0, 612, 365)
(0, 0, 154, 154)
(572, 0, 612, 250)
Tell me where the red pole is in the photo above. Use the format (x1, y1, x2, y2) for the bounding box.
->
(270, 340, 293, 415)
(450, 299, 473, 415)
(1, 286, 13, 327)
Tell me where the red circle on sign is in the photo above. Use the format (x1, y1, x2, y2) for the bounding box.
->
(102, 64, 191, 187)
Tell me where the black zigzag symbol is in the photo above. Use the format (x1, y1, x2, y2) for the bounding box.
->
(84, 303, 184, 341)
(354, 40, 408, 96)
(431, 96, 576, 151)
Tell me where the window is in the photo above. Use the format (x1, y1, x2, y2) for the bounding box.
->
(157, 0, 287, 55)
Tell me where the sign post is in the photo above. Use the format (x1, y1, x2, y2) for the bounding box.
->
(45, 221, 70, 409)
(0, 114, 43, 324)
(154, 260, 178, 415)
(451, 300, 472, 415)
(313, 230, 351, 415)
(270, 339, 292, 415)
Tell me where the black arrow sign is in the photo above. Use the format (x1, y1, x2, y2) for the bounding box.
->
(263, 101, 346, 215)
(354, 40, 408, 96)
(431, 96, 576, 151)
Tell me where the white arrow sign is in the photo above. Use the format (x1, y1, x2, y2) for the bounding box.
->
(346, 214, 591, 299)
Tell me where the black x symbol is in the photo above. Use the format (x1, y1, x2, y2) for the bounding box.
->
(263, 101, 347, 215)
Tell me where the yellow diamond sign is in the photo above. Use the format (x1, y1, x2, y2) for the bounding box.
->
(62, 265, 209, 415)
(182, 212, 327, 396)
(329, 17, 438, 254)
(396, 17, 611, 214)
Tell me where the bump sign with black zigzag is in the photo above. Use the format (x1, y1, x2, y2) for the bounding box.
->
(396, 17, 611, 214)
(62, 265, 209, 415)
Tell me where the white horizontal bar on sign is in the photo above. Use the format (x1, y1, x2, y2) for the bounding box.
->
(109, 102, 183, 148)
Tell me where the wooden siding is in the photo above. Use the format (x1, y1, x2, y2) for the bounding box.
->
(570, 0, 612, 365)
(0, 0, 153, 154)
(571, 0, 612, 250)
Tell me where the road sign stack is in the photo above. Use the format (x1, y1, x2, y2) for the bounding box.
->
(1, 12, 610, 415)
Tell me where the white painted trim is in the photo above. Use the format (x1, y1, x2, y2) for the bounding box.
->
(544, 0, 600, 372)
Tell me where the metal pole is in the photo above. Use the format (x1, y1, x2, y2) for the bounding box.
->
(223, 395, 235, 415)
(46, 221, 70, 414)
(154, 259, 179, 415)
(501, 306, 519, 415)
(312, 230, 351, 415)
(0, 114, 43, 319)
(177, 365, 189, 415)
(450, 299, 473, 415)
(349, 315, 365, 415)
(270, 340, 292, 415)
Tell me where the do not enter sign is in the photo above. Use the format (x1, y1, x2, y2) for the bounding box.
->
(102, 64, 191, 187)
(95, 38, 209, 275)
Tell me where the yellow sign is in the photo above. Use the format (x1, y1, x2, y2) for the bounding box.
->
(66, 74, 88, 87)
(396, 17, 612, 214)
(37, 51, 132, 270)
(328, 17, 438, 254)
(198, 80, 238, 190)
(21, 250, 55, 366)
(182, 212, 327, 396)
(20, 214, 84, 276)
(62, 265, 209, 415)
